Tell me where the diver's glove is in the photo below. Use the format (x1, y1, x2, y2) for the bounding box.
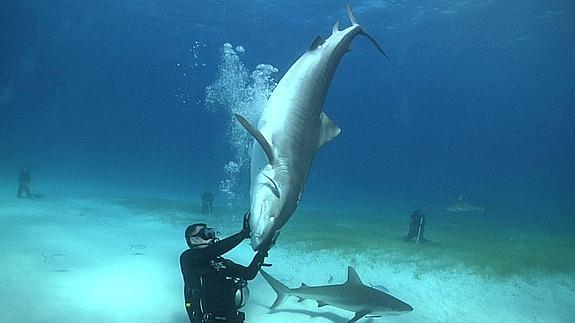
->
(240, 211, 251, 239)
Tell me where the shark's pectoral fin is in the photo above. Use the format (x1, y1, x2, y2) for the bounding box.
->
(260, 270, 289, 310)
(234, 114, 275, 165)
(318, 112, 341, 148)
(348, 310, 371, 323)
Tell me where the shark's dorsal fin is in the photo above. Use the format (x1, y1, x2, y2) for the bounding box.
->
(300, 283, 309, 288)
(349, 310, 371, 322)
(318, 301, 328, 307)
(309, 36, 325, 51)
(345, 266, 364, 286)
(332, 21, 340, 35)
(318, 112, 341, 148)
(297, 297, 305, 303)
(234, 114, 274, 165)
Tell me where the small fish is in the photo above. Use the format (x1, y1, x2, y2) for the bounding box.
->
(53, 269, 69, 273)
(129, 244, 146, 250)
(369, 283, 389, 292)
(42, 253, 67, 263)
(445, 194, 487, 214)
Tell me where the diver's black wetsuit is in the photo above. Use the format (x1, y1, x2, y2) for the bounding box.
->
(180, 230, 267, 323)
(17, 168, 32, 198)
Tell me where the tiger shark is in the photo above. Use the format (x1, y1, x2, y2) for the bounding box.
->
(236, 6, 387, 250)
(445, 194, 487, 214)
(260, 267, 413, 322)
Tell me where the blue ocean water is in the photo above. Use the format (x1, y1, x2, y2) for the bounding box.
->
(1, 1, 574, 230)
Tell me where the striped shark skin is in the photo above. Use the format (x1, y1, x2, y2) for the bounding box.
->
(236, 6, 387, 250)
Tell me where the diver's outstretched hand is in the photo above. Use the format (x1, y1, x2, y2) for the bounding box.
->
(241, 211, 251, 239)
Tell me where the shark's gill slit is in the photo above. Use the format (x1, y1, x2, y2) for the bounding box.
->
(263, 173, 280, 198)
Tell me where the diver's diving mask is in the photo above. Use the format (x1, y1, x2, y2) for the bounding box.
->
(191, 225, 215, 240)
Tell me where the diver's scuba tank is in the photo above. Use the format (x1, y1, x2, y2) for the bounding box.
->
(234, 279, 250, 309)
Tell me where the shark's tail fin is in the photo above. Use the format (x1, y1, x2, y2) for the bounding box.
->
(260, 270, 290, 309)
(346, 5, 389, 59)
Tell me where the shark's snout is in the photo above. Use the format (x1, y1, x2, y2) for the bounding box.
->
(397, 302, 414, 312)
(250, 230, 265, 250)
(251, 237, 266, 251)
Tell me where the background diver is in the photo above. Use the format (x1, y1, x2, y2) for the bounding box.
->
(17, 166, 34, 198)
(201, 191, 214, 215)
(404, 208, 427, 243)
(180, 213, 270, 323)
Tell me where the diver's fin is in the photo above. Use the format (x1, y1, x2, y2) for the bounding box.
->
(234, 114, 274, 165)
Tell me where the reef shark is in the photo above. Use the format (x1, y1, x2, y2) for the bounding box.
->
(445, 194, 487, 214)
(260, 267, 413, 322)
(236, 6, 387, 250)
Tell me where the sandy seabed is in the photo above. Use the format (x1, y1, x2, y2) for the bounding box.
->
(1, 181, 574, 323)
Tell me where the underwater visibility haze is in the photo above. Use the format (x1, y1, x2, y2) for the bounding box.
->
(1, 1, 574, 322)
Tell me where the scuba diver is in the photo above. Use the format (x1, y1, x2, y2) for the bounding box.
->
(404, 208, 427, 243)
(17, 166, 33, 198)
(180, 213, 270, 323)
(201, 191, 214, 215)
